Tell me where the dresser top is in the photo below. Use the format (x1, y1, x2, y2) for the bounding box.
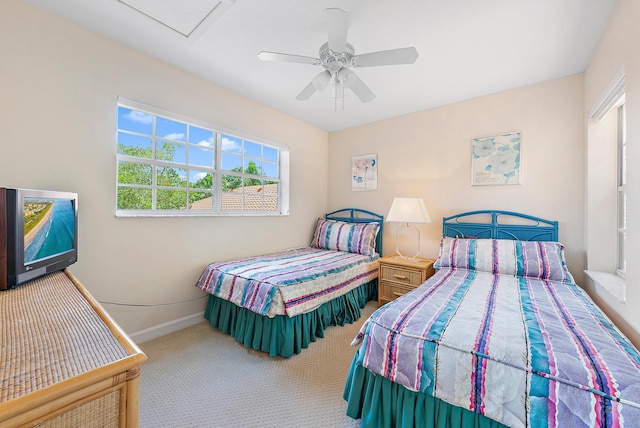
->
(0, 271, 130, 402)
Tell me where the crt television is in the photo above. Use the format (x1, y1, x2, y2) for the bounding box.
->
(0, 188, 78, 290)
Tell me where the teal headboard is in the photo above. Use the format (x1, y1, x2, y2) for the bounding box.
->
(442, 210, 558, 241)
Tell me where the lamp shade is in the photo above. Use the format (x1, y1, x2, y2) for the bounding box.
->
(386, 197, 431, 224)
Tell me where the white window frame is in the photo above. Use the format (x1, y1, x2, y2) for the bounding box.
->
(115, 97, 289, 217)
(616, 102, 626, 276)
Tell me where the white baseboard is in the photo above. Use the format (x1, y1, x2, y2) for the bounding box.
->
(130, 311, 205, 344)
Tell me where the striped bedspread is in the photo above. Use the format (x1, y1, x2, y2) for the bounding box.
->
(196, 247, 378, 318)
(353, 268, 640, 427)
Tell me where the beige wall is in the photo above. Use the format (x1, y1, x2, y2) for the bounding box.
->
(584, 0, 640, 344)
(329, 75, 586, 281)
(0, 0, 328, 333)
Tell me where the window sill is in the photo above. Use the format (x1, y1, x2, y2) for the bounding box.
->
(584, 270, 626, 304)
(115, 211, 289, 218)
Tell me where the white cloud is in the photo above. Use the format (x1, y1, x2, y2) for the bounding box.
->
(192, 172, 208, 181)
(163, 133, 185, 141)
(125, 110, 153, 125)
(222, 136, 241, 152)
(197, 137, 214, 148)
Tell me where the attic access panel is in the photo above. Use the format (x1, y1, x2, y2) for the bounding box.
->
(119, 0, 234, 38)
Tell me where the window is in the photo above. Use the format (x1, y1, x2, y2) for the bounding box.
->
(116, 98, 288, 216)
(584, 69, 625, 302)
(616, 103, 626, 275)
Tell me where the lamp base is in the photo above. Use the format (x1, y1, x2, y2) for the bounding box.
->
(391, 254, 423, 263)
(395, 223, 421, 260)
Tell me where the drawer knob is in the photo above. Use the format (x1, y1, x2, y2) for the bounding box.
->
(393, 274, 408, 280)
(392, 291, 404, 297)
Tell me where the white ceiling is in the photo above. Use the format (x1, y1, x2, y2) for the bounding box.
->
(24, 0, 617, 132)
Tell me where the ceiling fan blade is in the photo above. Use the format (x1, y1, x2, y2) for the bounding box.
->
(258, 51, 319, 65)
(338, 69, 375, 103)
(326, 8, 349, 53)
(351, 80, 375, 103)
(352, 47, 419, 68)
(296, 81, 317, 101)
(312, 70, 332, 91)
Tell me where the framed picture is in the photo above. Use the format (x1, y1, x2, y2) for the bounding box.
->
(471, 132, 521, 186)
(351, 154, 377, 191)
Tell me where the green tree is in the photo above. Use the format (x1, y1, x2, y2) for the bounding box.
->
(117, 143, 189, 210)
(117, 145, 153, 209)
(193, 173, 212, 189)
(154, 142, 189, 210)
(221, 161, 264, 191)
(222, 166, 243, 191)
(188, 173, 213, 208)
(243, 160, 262, 187)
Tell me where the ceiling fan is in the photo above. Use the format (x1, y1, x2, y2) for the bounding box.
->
(257, 8, 419, 104)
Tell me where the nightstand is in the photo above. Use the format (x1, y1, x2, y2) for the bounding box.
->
(378, 256, 436, 307)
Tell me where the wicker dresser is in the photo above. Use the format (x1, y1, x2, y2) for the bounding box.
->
(0, 270, 146, 427)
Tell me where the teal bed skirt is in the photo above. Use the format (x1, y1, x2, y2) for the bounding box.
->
(343, 358, 508, 428)
(203, 280, 377, 358)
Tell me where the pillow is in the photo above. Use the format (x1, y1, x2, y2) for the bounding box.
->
(434, 237, 575, 283)
(310, 218, 380, 257)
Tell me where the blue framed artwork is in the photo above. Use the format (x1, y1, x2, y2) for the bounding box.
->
(471, 131, 521, 186)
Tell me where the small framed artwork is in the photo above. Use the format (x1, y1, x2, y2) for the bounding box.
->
(471, 132, 521, 186)
(352, 154, 377, 191)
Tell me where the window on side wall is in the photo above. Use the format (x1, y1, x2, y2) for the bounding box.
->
(584, 71, 625, 303)
(115, 98, 289, 216)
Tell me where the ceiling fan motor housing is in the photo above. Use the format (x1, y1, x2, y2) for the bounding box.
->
(319, 42, 354, 72)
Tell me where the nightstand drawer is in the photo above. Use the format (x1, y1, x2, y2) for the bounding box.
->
(379, 281, 417, 301)
(380, 266, 423, 286)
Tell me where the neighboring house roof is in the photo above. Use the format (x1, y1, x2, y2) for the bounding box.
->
(190, 183, 278, 211)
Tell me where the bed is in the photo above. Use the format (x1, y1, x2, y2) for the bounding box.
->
(195, 208, 383, 358)
(344, 210, 640, 427)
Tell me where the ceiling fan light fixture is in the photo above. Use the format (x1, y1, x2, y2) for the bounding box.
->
(339, 68, 355, 88)
(312, 71, 332, 91)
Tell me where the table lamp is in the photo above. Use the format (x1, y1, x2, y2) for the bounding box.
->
(386, 197, 431, 260)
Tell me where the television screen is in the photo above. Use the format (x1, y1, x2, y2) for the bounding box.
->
(23, 197, 75, 265)
(1, 188, 78, 290)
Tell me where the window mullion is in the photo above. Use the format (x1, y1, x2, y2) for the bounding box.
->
(214, 132, 222, 212)
(152, 116, 157, 211)
(185, 125, 190, 206)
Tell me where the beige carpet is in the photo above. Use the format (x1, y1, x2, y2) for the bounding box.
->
(138, 302, 377, 428)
